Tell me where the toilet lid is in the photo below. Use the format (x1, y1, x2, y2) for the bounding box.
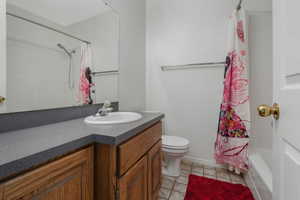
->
(162, 135, 189, 149)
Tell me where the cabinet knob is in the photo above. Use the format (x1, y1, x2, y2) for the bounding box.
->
(0, 96, 5, 104)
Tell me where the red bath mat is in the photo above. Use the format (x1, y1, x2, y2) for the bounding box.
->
(184, 174, 255, 200)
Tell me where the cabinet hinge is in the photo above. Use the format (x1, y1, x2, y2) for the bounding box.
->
(115, 187, 120, 200)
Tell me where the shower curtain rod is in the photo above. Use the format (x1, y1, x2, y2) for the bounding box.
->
(91, 70, 119, 76)
(161, 61, 226, 71)
(6, 12, 91, 44)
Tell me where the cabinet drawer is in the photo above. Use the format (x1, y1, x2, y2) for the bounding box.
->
(118, 122, 162, 176)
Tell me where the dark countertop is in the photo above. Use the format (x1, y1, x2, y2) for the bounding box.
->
(0, 112, 164, 181)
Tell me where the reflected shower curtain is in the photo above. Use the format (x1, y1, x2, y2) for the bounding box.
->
(215, 8, 250, 171)
(78, 43, 93, 104)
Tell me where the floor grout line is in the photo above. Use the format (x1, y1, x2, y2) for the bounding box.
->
(167, 178, 176, 200)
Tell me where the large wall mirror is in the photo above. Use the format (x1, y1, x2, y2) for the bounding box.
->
(0, 0, 120, 114)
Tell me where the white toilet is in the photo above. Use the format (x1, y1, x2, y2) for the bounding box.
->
(162, 135, 190, 177)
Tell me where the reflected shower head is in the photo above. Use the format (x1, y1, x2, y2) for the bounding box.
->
(57, 43, 76, 57)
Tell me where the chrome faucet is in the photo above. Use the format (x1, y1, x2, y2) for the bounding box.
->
(96, 101, 113, 116)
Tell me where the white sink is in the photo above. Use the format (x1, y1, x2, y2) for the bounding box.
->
(84, 112, 142, 125)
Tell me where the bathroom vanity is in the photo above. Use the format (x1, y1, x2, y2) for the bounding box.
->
(0, 0, 161, 198)
(0, 113, 163, 200)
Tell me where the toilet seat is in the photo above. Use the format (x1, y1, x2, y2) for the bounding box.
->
(162, 147, 189, 155)
(162, 135, 189, 150)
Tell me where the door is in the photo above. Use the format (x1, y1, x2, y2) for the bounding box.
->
(273, 0, 300, 199)
(119, 156, 148, 200)
(148, 141, 162, 200)
(1, 146, 94, 200)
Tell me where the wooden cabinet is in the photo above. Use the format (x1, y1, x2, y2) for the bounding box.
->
(118, 141, 162, 200)
(119, 156, 148, 200)
(95, 121, 162, 200)
(117, 122, 162, 200)
(0, 146, 94, 200)
(118, 122, 162, 176)
(148, 141, 162, 200)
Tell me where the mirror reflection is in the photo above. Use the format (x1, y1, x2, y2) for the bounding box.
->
(2, 0, 119, 113)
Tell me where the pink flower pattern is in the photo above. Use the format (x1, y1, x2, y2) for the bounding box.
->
(218, 105, 248, 138)
(79, 68, 92, 104)
(215, 10, 250, 171)
(223, 51, 249, 107)
(237, 20, 245, 42)
(79, 44, 93, 104)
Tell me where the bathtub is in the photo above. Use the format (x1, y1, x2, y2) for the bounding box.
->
(245, 153, 272, 200)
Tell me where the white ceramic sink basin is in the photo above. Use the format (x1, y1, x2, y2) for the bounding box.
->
(84, 112, 142, 125)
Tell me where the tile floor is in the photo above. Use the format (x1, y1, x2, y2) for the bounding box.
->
(159, 160, 247, 200)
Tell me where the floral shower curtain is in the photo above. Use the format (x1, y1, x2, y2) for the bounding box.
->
(215, 8, 250, 171)
(78, 43, 93, 104)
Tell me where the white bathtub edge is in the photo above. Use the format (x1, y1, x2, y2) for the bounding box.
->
(244, 169, 263, 200)
(247, 154, 273, 200)
(249, 154, 273, 192)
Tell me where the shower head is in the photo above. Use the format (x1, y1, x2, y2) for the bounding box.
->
(57, 43, 75, 57)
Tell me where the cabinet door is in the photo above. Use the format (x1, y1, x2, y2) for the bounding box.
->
(1, 146, 93, 200)
(148, 141, 162, 200)
(118, 122, 162, 176)
(119, 156, 148, 200)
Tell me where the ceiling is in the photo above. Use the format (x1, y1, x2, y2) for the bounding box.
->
(7, 0, 110, 26)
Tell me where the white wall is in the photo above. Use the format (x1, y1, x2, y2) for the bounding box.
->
(146, 0, 272, 164)
(112, 0, 146, 111)
(247, 13, 273, 199)
(249, 13, 273, 170)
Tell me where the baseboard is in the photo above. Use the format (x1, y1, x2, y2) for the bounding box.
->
(183, 155, 226, 168)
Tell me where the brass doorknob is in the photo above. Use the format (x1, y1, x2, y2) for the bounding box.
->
(257, 103, 280, 120)
(0, 96, 5, 104)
